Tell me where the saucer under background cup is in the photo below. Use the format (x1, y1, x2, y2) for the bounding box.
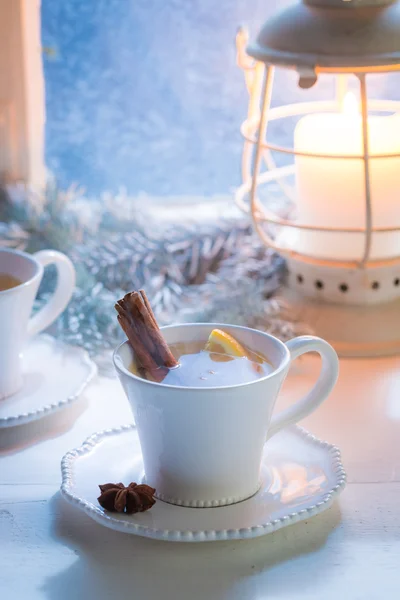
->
(0, 334, 96, 428)
(61, 423, 346, 543)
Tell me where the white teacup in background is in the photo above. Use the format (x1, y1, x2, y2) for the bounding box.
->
(0, 248, 75, 399)
(114, 323, 339, 508)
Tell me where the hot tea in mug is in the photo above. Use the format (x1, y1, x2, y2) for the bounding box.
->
(0, 273, 22, 291)
(129, 332, 274, 387)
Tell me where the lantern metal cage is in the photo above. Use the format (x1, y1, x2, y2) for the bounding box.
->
(235, 0, 400, 357)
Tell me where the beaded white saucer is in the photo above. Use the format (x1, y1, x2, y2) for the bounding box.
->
(61, 423, 346, 543)
(0, 334, 96, 428)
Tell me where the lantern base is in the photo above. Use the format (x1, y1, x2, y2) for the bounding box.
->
(285, 255, 400, 305)
(280, 286, 400, 358)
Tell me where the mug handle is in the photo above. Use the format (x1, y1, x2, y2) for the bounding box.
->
(267, 336, 339, 440)
(28, 250, 76, 337)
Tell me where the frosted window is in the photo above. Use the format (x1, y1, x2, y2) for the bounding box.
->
(41, 0, 292, 196)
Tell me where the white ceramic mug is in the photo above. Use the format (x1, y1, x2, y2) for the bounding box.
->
(0, 248, 75, 399)
(114, 323, 339, 508)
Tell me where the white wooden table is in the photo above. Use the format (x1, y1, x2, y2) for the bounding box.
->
(1, 352, 400, 599)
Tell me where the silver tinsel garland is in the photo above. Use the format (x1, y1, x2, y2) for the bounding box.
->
(0, 184, 305, 375)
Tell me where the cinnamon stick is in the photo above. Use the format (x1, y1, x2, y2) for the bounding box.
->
(115, 303, 166, 382)
(132, 292, 177, 368)
(115, 290, 178, 380)
(118, 294, 158, 359)
(139, 289, 159, 330)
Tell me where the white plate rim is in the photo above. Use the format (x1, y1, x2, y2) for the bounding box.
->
(60, 424, 347, 543)
(0, 334, 97, 428)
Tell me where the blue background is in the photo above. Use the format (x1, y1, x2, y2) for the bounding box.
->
(41, 0, 293, 196)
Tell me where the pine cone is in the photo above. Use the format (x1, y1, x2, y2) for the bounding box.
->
(98, 482, 156, 514)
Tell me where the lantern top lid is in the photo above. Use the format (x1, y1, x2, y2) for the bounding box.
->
(248, 0, 400, 73)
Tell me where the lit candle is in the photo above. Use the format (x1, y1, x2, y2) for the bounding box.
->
(287, 94, 400, 260)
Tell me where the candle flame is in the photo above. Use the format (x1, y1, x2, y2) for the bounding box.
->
(343, 92, 359, 116)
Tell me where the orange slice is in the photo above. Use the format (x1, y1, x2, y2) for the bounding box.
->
(205, 329, 247, 358)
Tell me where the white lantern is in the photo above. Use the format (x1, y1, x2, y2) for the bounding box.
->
(235, 0, 400, 357)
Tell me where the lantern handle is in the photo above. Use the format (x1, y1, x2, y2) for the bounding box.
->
(236, 27, 264, 121)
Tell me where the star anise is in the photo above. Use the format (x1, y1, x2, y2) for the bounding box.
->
(98, 482, 156, 514)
